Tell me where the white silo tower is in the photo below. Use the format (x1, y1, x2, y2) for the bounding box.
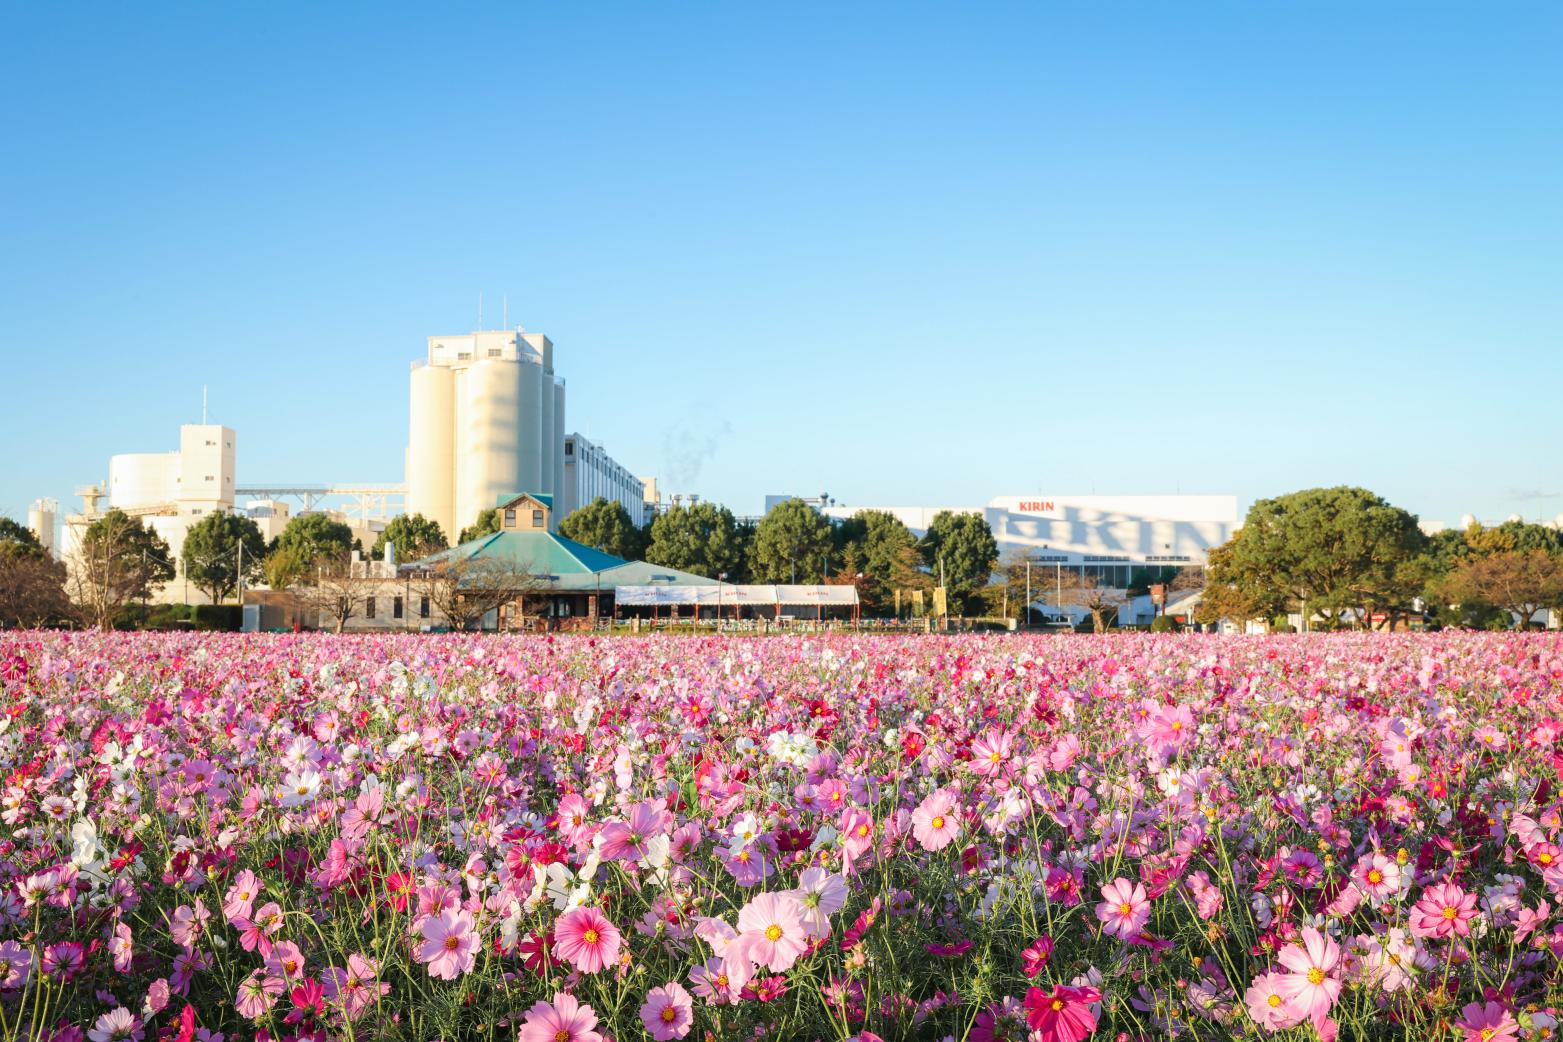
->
(406, 328, 565, 544)
(27, 499, 57, 555)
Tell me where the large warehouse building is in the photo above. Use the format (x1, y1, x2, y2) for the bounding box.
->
(406, 329, 567, 542)
(821, 494, 1239, 587)
(560, 433, 648, 525)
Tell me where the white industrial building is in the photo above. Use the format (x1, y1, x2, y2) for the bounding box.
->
(821, 494, 1239, 588)
(406, 328, 566, 542)
(60, 424, 240, 604)
(559, 433, 647, 525)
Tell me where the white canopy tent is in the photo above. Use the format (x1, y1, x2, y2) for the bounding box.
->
(614, 584, 858, 617)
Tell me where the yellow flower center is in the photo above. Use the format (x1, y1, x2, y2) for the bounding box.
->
(443, 936, 458, 952)
(555, 1031, 570, 1042)
(583, 928, 599, 944)
(661, 1007, 677, 1022)
(765, 924, 783, 942)
(1442, 906, 1458, 920)
(1541, 852, 1554, 865)
(1267, 994, 1282, 1008)
(1119, 902, 1132, 916)
(1307, 968, 1325, 985)
(1366, 870, 1382, 884)
(1051, 999, 1064, 1011)
(931, 816, 945, 830)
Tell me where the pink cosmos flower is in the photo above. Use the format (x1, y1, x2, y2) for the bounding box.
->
(322, 953, 388, 1019)
(417, 907, 478, 980)
(910, 789, 960, 851)
(1411, 881, 1478, 939)
(1021, 936, 1054, 978)
(234, 970, 283, 1020)
(1244, 970, 1305, 1031)
(1276, 927, 1341, 1028)
(223, 869, 260, 923)
(733, 891, 810, 972)
(1351, 853, 1401, 903)
(1455, 1001, 1520, 1042)
(519, 991, 603, 1042)
(87, 1007, 143, 1042)
(1095, 877, 1150, 939)
(970, 729, 1014, 777)
(639, 981, 695, 1040)
(1023, 984, 1101, 1042)
(790, 867, 848, 940)
(110, 921, 133, 973)
(554, 906, 622, 974)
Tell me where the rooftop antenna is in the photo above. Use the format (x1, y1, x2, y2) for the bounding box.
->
(202, 385, 208, 424)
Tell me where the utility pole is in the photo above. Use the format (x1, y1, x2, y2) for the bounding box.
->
(1025, 558, 1031, 629)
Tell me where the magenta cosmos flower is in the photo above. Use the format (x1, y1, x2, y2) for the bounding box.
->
(417, 907, 478, 980)
(554, 906, 623, 974)
(639, 981, 695, 1040)
(1023, 984, 1101, 1042)
(1095, 877, 1150, 939)
(1276, 927, 1341, 1026)
(519, 991, 603, 1042)
(911, 789, 960, 851)
(1410, 881, 1479, 939)
(1455, 1001, 1519, 1042)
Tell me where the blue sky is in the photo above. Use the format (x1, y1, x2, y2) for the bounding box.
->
(2, 3, 1560, 527)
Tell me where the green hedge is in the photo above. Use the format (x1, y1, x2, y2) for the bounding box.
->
(113, 603, 241, 631)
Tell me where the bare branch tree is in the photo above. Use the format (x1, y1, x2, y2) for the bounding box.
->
(407, 555, 546, 631)
(296, 555, 362, 634)
(1052, 570, 1127, 633)
(66, 510, 175, 630)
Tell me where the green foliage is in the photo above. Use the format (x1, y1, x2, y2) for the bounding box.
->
(919, 510, 998, 612)
(644, 502, 744, 580)
(834, 510, 918, 613)
(1226, 486, 1427, 629)
(1149, 614, 1179, 633)
(557, 498, 646, 561)
(372, 513, 448, 563)
(0, 516, 42, 552)
(182, 511, 267, 604)
(457, 508, 501, 545)
(74, 510, 176, 628)
(274, 513, 354, 565)
(749, 498, 832, 583)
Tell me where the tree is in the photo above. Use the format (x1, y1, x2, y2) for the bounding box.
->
(1051, 570, 1126, 633)
(67, 510, 175, 630)
(458, 509, 501, 545)
(371, 514, 448, 564)
(181, 512, 266, 604)
(408, 554, 545, 631)
(557, 498, 645, 561)
(0, 517, 39, 548)
(295, 553, 361, 634)
(1226, 487, 1427, 631)
(644, 502, 740, 580)
(1196, 536, 1285, 630)
(918, 511, 998, 614)
(0, 541, 69, 628)
(273, 513, 354, 564)
(749, 498, 832, 584)
(263, 545, 311, 592)
(835, 510, 917, 614)
(1436, 550, 1563, 630)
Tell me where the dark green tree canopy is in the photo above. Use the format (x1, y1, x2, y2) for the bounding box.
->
(458, 508, 501, 546)
(749, 498, 832, 583)
(644, 502, 743, 580)
(919, 510, 998, 608)
(557, 498, 646, 561)
(273, 513, 354, 565)
(0, 517, 42, 554)
(182, 511, 267, 604)
(372, 513, 448, 563)
(832, 509, 918, 612)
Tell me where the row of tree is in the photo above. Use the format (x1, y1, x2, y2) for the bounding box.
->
(1199, 486, 1563, 630)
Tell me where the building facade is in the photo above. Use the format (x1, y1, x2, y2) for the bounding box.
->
(406, 328, 566, 542)
(822, 494, 1239, 588)
(559, 433, 646, 525)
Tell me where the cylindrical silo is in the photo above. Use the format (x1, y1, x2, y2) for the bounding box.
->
(552, 380, 566, 524)
(407, 362, 456, 543)
(27, 499, 57, 555)
(540, 367, 556, 497)
(109, 453, 175, 509)
(458, 359, 530, 537)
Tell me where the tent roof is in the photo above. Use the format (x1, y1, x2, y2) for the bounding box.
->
(613, 584, 859, 606)
(402, 530, 712, 590)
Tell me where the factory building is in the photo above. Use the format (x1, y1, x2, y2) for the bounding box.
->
(406, 329, 566, 544)
(821, 494, 1239, 587)
(559, 434, 647, 525)
(27, 499, 57, 555)
(60, 424, 240, 604)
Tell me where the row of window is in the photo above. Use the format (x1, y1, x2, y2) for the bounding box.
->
(363, 596, 431, 620)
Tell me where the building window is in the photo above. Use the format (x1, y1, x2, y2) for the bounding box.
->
(393, 596, 403, 619)
(365, 597, 376, 619)
(532, 509, 544, 527)
(504, 508, 516, 527)
(419, 596, 430, 618)
(457, 351, 471, 360)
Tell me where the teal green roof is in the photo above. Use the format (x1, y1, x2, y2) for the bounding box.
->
(496, 491, 553, 509)
(403, 528, 712, 589)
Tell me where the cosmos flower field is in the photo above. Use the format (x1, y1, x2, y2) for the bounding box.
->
(1, 631, 1561, 1042)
